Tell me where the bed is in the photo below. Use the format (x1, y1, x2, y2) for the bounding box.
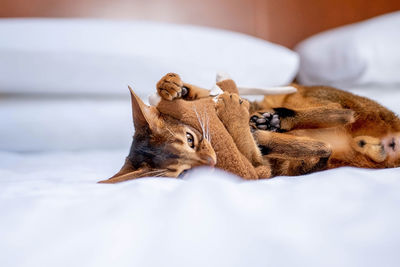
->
(1, 8, 400, 267)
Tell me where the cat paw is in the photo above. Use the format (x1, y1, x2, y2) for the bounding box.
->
(352, 136, 387, 162)
(156, 73, 188, 101)
(250, 111, 280, 132)
(216, 92, 249, 126)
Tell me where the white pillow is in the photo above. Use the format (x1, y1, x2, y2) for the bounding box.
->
(296, 11, 400, 86)
(0, 19, 298, 98)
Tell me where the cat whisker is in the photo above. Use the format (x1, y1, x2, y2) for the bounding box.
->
(153, 171, 169, 177)
(141, 171, 166, 177)
(200, 107, 210, 142)
(140, 169, 168, 177)
(202, 110, 207, 140)
(201, 107, 211, 142)
(194, 107, 212, 142)
(193, 107, 206, 139)
(165, 126, 176, 138)
(206, 112, 211, 142)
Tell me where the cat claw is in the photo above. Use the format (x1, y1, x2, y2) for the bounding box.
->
(250, 112, 280, 131)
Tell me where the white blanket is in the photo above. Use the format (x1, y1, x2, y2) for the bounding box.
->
(1, 85, 400, 267)
(0, 149, 399, 267)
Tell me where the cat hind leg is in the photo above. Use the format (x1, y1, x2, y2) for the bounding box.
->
(254, 130, 332, 160)
(251, 107, 355, 132)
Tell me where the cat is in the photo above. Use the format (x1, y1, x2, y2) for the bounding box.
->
(98, 85, 217, 182)
(99, 73, 400, 183)
(250, 84, 400, 175)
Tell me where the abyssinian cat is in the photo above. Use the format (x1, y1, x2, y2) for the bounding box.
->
(99, 73, 400, 183)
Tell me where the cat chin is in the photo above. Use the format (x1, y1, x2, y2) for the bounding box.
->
(148, 93, 161, 106)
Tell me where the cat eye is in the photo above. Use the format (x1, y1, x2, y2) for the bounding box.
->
(186, 132, 195, 148)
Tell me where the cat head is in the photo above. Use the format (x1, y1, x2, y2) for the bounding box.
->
(99, 87, 216, 183)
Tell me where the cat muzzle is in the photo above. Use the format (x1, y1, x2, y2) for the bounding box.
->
(205, 156, 216, 166)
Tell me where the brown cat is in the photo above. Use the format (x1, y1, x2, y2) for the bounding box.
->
(99, 73, 400, 183)
(251, 84, 400, 175)
(98, 86, 217, 182)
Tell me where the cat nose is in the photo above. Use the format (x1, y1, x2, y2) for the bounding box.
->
(206, 156, 216, 166)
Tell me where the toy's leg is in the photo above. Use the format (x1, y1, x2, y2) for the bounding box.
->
(253, 130, 331, 160)
(255, 165, 272, 179)
(250, 106, 355, 132)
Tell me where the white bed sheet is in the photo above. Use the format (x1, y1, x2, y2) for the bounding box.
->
(0, 149, 399, 267)
(1, 85, 400, 267)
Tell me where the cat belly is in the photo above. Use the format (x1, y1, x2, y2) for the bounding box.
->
(290, 128, 352, 156)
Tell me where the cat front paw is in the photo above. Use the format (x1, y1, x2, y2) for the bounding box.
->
(216, 92, 250, 126)
(156, 73, 187, 101)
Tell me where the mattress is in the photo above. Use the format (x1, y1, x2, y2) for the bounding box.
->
(1, 85, 400, 267)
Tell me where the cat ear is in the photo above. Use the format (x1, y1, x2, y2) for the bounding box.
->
(98, 158, 150, 183)
(128, 86, 160, 130)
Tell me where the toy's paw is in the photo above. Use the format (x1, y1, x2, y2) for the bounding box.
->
(157, 73, 187, 101)
(352, 136, 387, 162)
(216, 92, 249, 126)
(250, 111, 280, 132)
(255, 165, 272, 179)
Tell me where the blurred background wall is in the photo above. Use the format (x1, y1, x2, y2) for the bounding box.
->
(1, 0, 400, 48)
